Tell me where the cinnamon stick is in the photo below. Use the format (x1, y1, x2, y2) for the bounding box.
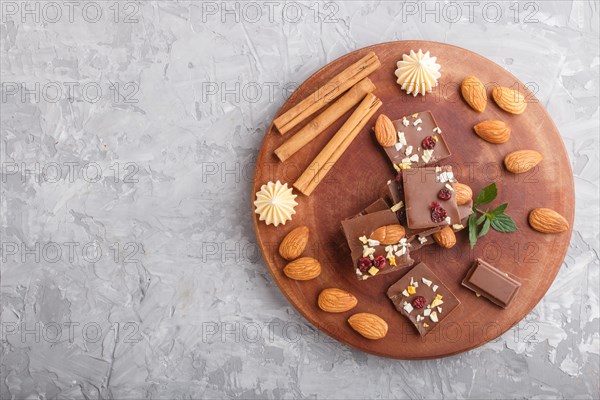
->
(274, 52, 380, 135)
(274, 78, 376, 162)
(293, 93, 382, 196)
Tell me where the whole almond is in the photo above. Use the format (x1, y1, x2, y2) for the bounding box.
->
(318, 288, 358, 313)
(504, 150, 543, 174)
(461, 76, 487, 112)
(370, 224, 405, 245)
(279, 226, 309, 260)
(283, 257, 321, 280)
(529, 208, 569, 233)
(374, 114, 396, 147)
(348, 313, 388, 340)
(454, 183, 473, 206)
(473, 120, 511, 144)
(492, 86, 527, 114)
(432, 226, 457, 249)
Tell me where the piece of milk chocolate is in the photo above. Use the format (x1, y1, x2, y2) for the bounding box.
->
(383, 111, 451, 170)
(387, 262, 461, 336)
(402, 166, 461, 230)
(462, 258, 522, 308)
(341, 209, 414, 281)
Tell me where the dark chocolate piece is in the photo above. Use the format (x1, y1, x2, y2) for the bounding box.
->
(387, 178, 404, 207)
(402, 166, 461, 230)
(387, 262, 460, 336)
(382, 111, 451, 169)
(363, 198, 390, 214)
(462, 258, 521, 308)
(341, 209, 414, 280)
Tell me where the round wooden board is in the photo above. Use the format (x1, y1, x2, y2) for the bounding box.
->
(252, 41, 574, 359)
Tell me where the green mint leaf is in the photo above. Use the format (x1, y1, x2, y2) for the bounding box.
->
(478, 218, 491, 238)
(475, 182, 498, 206)
(476, 214, 486, 225)
(468, 213, 478, 248)
(491, 203, 508, 216)
(490, 213, 517, 233)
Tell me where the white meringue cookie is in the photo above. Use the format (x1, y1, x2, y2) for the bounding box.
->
(395, 49, 442, 97)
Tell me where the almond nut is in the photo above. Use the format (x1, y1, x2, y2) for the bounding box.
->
(492, 86, 527, 115)
(528, 208, 569, 234)
(504, 150, 543, 174)
(461, 76, 487, 112)
(279, 226, 309, 260)
(432, 226, 457, 249)
(370, 224, 405, 245)
(348, 313, 388, 340)
(454, 183, 473, 206)
(318, 288, 358, 313)
(473, 120, 511, 144)
(283, 257, 321, 280)
(374, 114, 396, 147)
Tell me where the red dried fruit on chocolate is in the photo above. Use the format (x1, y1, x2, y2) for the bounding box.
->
(431, 208, 447, 223)
(412, 296, 427, 309)
(358, 257, 372, 273)
(373, 255, 386, 269)
(430, 202, 448, 223)
(438, 188, 452, 201)
(395, 172, 403, 182)
(422, 136, 436, 150)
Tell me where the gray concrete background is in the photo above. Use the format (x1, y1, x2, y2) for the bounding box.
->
(1, 1, 598, 399)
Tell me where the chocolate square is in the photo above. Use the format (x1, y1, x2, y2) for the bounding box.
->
(382, 111, 451, 170)
(384, 175, 472, 250)
(402, 166, 461, 230)
(341, 209, 414, 280)
(462, 258, 522, 308)
(363, 198, 390, 214)
(387, 262, 460, 336)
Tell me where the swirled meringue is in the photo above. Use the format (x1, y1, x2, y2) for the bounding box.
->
(254, 181, 298, 226)
(395, 49, 441, 97)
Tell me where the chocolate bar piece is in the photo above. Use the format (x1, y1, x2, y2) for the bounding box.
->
(382, 111, 451, 170)
(387, 262, 460, 336)
(402, 166, 461, 230)
(384, 174, 473, 251)
(462, 258, 521, 308)
(363, 198, 390, 214)
(341, 209, 414, 280)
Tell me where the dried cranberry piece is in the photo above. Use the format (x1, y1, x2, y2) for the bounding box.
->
(357, 257, 372, 273)
(438, 188, 452, 201)
(422, 136, 436, 150)
(412, 296, 427, 309)
(431, 206, 448, 223)
(394, 172, 403, 182)
(429, 201, 447, 223)
(373, 255, 386, 270)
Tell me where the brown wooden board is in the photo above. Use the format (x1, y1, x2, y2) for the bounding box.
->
(251, 41, 574, 359)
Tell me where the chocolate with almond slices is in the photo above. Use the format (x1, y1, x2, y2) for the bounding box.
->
(387, 262, 460, 336)
(382, 111, 451, 170)
(341, 209, 414, 281)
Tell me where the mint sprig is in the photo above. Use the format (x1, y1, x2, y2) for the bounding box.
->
(469, 183, 517, 248)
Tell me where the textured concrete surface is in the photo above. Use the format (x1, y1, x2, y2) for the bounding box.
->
(1, 1, 598, 399)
